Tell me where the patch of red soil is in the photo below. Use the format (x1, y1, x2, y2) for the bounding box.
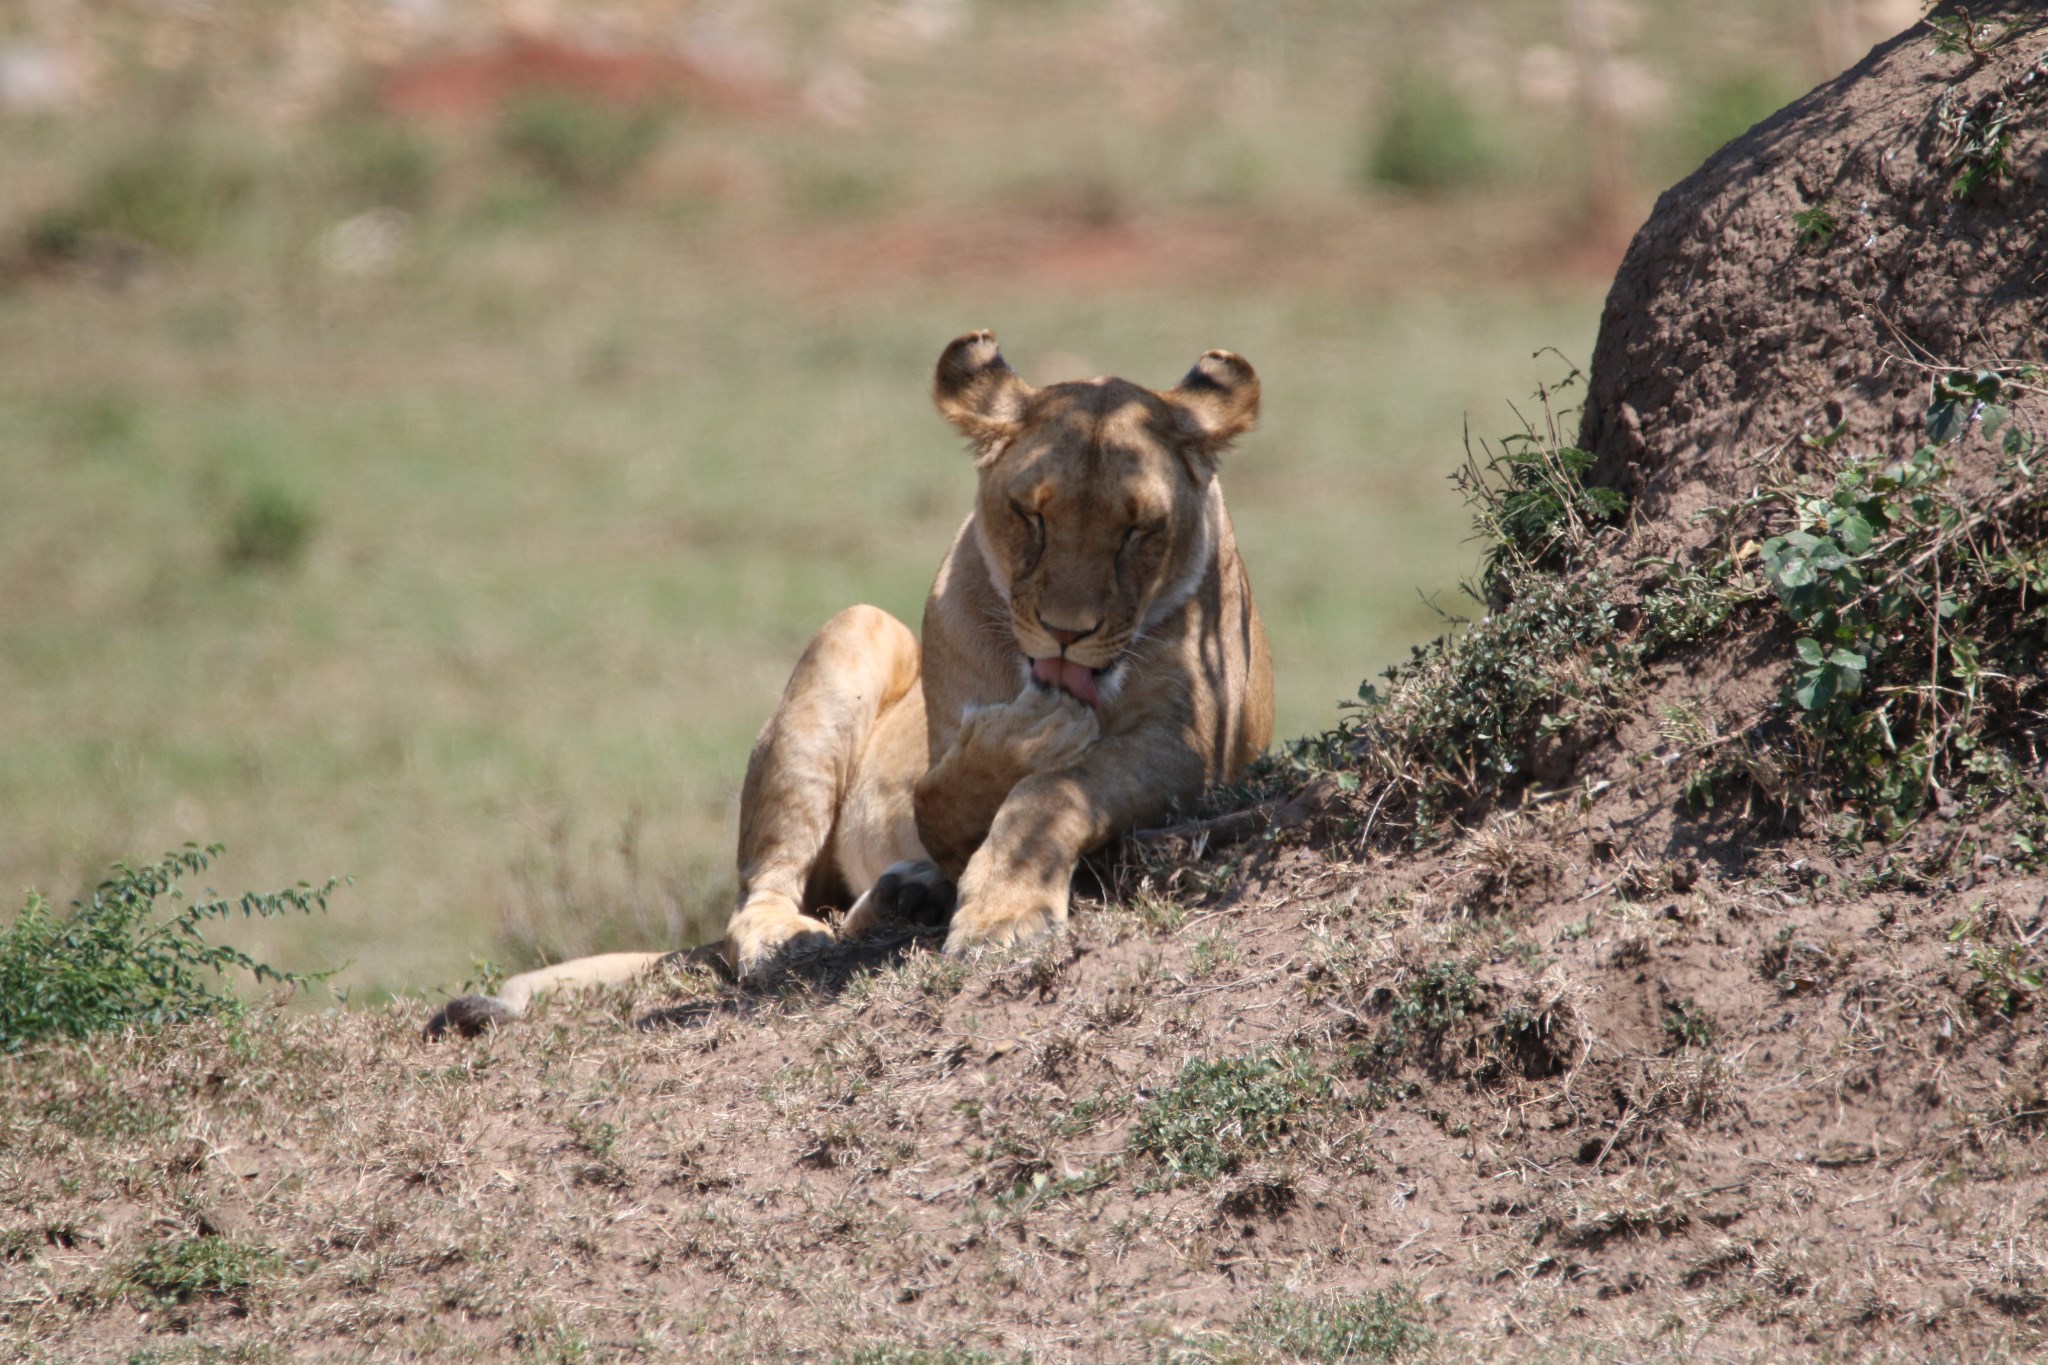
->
(760, 193, 1577, 299)
(375, 36, 792, 124)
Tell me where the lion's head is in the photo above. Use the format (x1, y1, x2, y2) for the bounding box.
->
(932, 331, 1259, 708)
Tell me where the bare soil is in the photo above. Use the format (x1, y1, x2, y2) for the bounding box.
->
(1583, 2, 2048, 554)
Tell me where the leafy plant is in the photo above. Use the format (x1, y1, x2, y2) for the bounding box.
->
(1792, 203, 1839, 248)
(1744, 368, 2048, 827)
(1305, 566, 1633, 835)
(1662, 998, 1716, 1051)
(1936, 80, 2032, 201)
(1130, 1050, 1330, 1186)
(1457, 366, 1624, 585)
(1387, 959, 1483, 1043)
(123, 1234, 280, 1306)
(1255, 1288, 1431, 1363)
(221, 484, 317, 571)
(1969, 942, 2044, 1017)
(1925, 10, 2019, 65)
(1297, 370, 1720, 836)
(0, 844, 338, 1053)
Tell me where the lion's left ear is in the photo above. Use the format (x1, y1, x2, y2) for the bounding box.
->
(933, 330, 1033, 459)
(1165, 350, 1260, 453)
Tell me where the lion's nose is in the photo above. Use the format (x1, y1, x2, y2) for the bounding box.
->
(1039, 616, 1099, 648)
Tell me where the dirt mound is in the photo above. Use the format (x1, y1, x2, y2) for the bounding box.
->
(1582, 4, 2048, 547)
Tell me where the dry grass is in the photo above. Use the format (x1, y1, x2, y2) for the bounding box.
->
(8, 805, 2047, 1361)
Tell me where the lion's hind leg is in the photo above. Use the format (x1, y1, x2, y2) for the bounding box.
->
(728, 604, 926, 982)
(840, 859, 956, 941)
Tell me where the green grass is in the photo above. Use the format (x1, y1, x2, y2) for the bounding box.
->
(122, 1235, 280, 1307)
(1256, 1289, 1430, 1363)
(1130, 1050, 1332, 1186)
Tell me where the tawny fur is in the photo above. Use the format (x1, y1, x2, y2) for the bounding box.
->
(429, 332, 1272, 1034)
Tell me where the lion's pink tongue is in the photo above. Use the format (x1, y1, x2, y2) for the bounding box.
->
(1031, 656, 1100, 708)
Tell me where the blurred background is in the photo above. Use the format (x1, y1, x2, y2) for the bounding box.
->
(0, 0, 1921, 998)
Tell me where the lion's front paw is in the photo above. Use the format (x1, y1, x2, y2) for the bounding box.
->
(943, 877, 1066, 956)
(724, 893, 834, 984)
(956, 686, 1100, 776)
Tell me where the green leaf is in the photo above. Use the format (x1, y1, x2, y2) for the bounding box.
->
(1832, 650, 1866, 672)
(1795, 637, 1824, 665)
(1794, 670, 1829, 711)
(1926, 401, 1968, 446)
(1834, 512, 1873, 555)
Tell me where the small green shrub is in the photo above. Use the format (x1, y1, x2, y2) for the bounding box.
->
(1926, 12, 2021, 65)
(1747, 369, 2048, 830)
(221, 485, 317, 571)
(1256, 1288, 1431, 1362)
(1130, 1050, 1330, 1186)
(124, 1234, 279, 1306)
(321, 120, 438, 210)
(498, 94, 665, 198)
(1387, 959, 1483, 1042)
(32, 142, 249, 256)
(0, 844, 337, 1053)
(1360, 82, 1497, 193)
(1299, 374, 1645, 833)
(839, 1348, 1024, 1365)
(1313, 568, 1633, 832)
(1792, 203, 1838, 248)
(1662, 998, 1716, 1051)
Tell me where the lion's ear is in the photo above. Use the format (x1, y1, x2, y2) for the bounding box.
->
(1166, 350, 1260, 452)
(933, 330, 1032, 457)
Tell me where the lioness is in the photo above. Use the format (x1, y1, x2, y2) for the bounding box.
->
(430, 332, 1272, 1034)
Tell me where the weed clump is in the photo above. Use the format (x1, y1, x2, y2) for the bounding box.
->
(123, 1234, 280, 1307)
(1297, 372, 1675, 837)
(498, 94, 666, 198)
(1638, 369, 2048, 845)
(1303, 359, 2048, 861)
(1255, 1287, 1431, 1362)
(31, 142, 249, 258)
(0, 844, 338, 1053)
(1130, 1050, 1331, 1187)
(221, 484, 318, 571)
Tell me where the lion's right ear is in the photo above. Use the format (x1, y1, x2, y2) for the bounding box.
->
(933, 330, 1031, 458)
